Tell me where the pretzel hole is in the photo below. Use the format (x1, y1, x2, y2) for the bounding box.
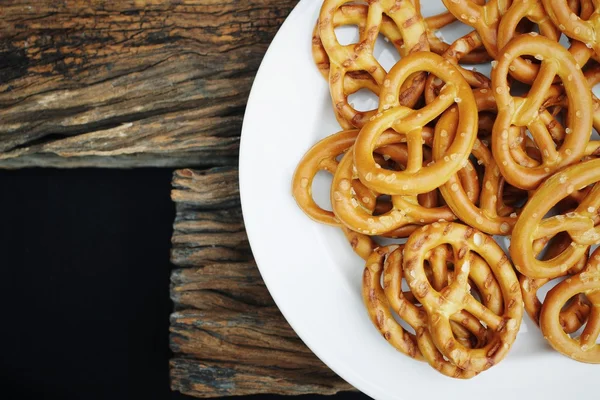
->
(435, 19, 474, 49)
(312, 170, 334, 211)
(534, 276, 566, 305)
(391, 309, 417, 335)
(334, 24, 360, 46)
(478, 112, 496, 137)
(501, 183, 528, 209)
(348, 88, 379, 112)
(372, 32, 401, 72)
(333, 25, 400, 72)
(566, 300, 599, 342)
(509, 80, 531, 98)
(558, 33, 571, 51)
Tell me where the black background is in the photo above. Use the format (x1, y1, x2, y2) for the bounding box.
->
(0, 168, 369, 400)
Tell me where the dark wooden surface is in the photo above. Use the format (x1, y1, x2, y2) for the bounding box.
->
(169, 167, 353, 397)
(0, 0, 297, 168)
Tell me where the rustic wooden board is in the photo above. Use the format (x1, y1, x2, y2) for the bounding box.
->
(0, 0, 298, 168)
(169, 167, 353, 397)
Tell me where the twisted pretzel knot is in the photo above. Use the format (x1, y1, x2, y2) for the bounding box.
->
(319, 0, 429, 129)
(511, 158, 600, 280)
(491, 35, 593, 190)
(312, 5, 404, 90)
(403, 222, 523, 373)
(354, 51, 478, 195)
(363, 243, 506, 378)
(540, 248, 600, 363)
(332, 129, 481, 235)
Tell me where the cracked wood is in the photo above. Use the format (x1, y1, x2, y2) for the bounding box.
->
(169, 167, 353, 397)
(0, 0, 297, 167)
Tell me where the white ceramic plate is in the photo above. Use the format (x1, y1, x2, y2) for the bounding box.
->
(239, 1, 597, 399)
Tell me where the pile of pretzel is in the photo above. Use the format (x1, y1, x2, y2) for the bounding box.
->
(292, 0, 600, 378)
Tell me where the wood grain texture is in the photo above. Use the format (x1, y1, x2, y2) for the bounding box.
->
(169, 167, 353, 397)
(0, 0, 298, 168)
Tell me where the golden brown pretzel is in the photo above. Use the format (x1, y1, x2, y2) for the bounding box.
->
(491, 35, 593, 190)
(354, 51, 478, 195)
(318, 0, 428, 129)
(496, 1, 561, 83)
(403, 222, 523, 373)
(363, 243, 507, 377)
(365, 246, 485, 358)
(332, 132, 470, 235)
(520, 232, 590, 330)
(540, 249, 600, 363)
(511, 158, 600, 280)
(542, 0, 600, 61)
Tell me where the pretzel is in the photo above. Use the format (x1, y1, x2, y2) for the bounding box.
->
(540, 249, 600, 363)
(354, 51, 478, 195)
(385, 245, 502, 377)
(433, 88, 520, 235)
(511, 158, 600, 279)
(363, 244, 505, 377)
(542, 0, 600, 61)
(402, 222, 522, 372)
(332, 131, 477, 235)
(318, 0, 428, 129)
(520, 232, 590, 330)
(491, 35, 593, 190)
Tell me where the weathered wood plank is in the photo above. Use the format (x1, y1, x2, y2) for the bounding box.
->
(169, 167, 353, 397)
(0, 0, 298, 168)
(170, 358, 351, 398)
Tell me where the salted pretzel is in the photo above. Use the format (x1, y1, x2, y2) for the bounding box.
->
(363, 244, 505, 377)
(385, 245, 503, 377)
(540, 249, 600, 363)
(511, 158, 600, 280)
(491, 35, 593, 190)
(354, 51, 478, 195)
(318, 0, 428, 129)
(291, 128, 461, 244)
(433, 88, 520, 235)
(520, 233, 590, 330)
(542, 0, 600, 61)
(332, 131, 479, 235)
(496, 1, 560, 83)
(402, 222, 522, 372)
